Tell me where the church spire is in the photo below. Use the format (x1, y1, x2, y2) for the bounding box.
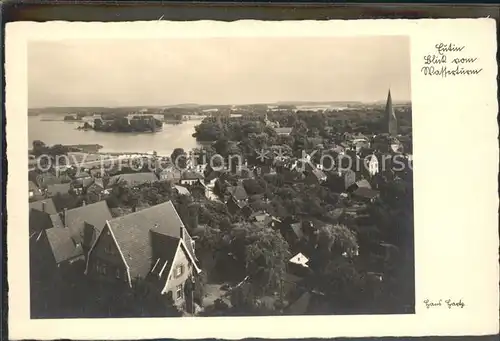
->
(386, 89, 398, 136)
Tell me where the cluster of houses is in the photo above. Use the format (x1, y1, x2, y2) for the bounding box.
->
(29, 197, 202, 311)
(28, 125, 412, 316)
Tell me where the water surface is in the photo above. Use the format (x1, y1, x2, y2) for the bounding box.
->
(28, 116, 202, 155)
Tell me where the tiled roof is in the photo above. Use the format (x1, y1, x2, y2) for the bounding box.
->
(174, 185, 191, 196)
(46, 183, 71, 196)
(275, 127, 293, 135)
(75, 171, 91, 179)
(285, 291, 312, 315)
(92, 178, 104, 189)
(353, 187, 380, 199)
(106, 201, 198, 281)
(45, 228, 84, 264)
(29, 209, 56, 233)
(72, 177, 94, 188)
(159, 169, 183, 181)
(181, 171, 204, 180)
(108, 172, 159, 188)
(36, 173, 69, 187)
(64, 201, 112, 245)
(29, 198, 57, 215)
(290, 222, 304, 239)
(50, 213, 64, 229)
(356, 179, 372, 189)
(148, 232, 179, 280)
(311, 168, 327, 180)
(227, 185, 248, 201)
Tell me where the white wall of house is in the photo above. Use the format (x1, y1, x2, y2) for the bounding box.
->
(161, 244, 194, 306)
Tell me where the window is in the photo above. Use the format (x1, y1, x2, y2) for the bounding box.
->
(102, 264, 107, 275)
(174, 265, 184, 278)
(115, 268, 120, 279)
(176, 284, 184, 300)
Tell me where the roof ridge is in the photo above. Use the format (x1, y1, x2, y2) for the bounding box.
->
(107, 200, 175, 224)
(66, 200, 108, 214)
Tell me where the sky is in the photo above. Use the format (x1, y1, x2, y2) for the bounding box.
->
(28, 36, 411, 108)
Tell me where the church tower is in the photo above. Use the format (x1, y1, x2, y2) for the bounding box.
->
(385, 89, 398, 136)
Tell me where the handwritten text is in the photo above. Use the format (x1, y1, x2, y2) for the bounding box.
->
(423, 299, 465, 309)
(421, 43, 482, 78)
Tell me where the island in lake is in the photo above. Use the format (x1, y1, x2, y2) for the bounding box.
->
(80, 114, 163, 133)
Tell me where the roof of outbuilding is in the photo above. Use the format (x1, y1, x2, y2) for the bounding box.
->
(45, 228, 84, 264)
(227, 185, 248, 201)
(29, 198, 57, 215)
(63, 201, 112, 245)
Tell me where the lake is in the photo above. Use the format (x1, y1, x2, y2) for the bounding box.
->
(28, 116, 203, 156)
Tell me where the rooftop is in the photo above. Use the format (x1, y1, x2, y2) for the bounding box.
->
(29, 198, 57, 215)
(108, 172, 159, 188)
(353, 187, 380, 199)
(45, 228, 84, 265)
(106, 200, 199, 280)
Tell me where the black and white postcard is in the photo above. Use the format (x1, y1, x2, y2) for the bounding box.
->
(6, 19, 499, 339)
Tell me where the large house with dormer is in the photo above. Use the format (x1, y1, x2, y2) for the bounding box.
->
(85, 200, 201, 308)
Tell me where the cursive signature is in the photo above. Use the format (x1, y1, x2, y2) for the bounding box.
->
(423, 299, 465, 309)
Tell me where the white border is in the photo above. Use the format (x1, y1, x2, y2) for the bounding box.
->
(6, 19, 499, 339)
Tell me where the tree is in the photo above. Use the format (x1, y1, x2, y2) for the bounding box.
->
(315, 224, 359, 258)
(213, 137, 230, 157)
(227, 223, 290, 295)
(171, 148, 187, 169)
(121, 278, 182, 317)
(32, 140, 49, 157)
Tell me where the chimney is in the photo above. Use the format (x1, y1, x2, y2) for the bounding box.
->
(63, 208, 68, 227)
(180, 226, 184, 240)
(42, 201, 46, 213)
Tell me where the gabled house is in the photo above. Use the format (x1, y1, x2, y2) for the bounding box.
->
(85, 201, 201, 307)
(226, 184, 248, 202)
(352, 187, 380, 203)
(249, 211, 281, 229)
(35, 172, 70, 189)
(179, 170, 204, 186)
(275, 127, 293, 136)
(86, 178, 105, 194)
(29, 198, 58, 235)
(44, 227, 86, 266)
(46, 183, 71, 197)
(157, 168, 183, 183)
(29, 198, 58, 215)
(278, 219, 310, 248)
(348, 178, 372, 193)
(328, 169, 356, 193)
(51, 201, 113, 258)
(304, 168, 327, 185)
(174, 185, 191, 196)
(71, 171, 94, 195)
(225, 184, 249, 215)
(188, 180, 209, 199)
(227, 196, 253, 217)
